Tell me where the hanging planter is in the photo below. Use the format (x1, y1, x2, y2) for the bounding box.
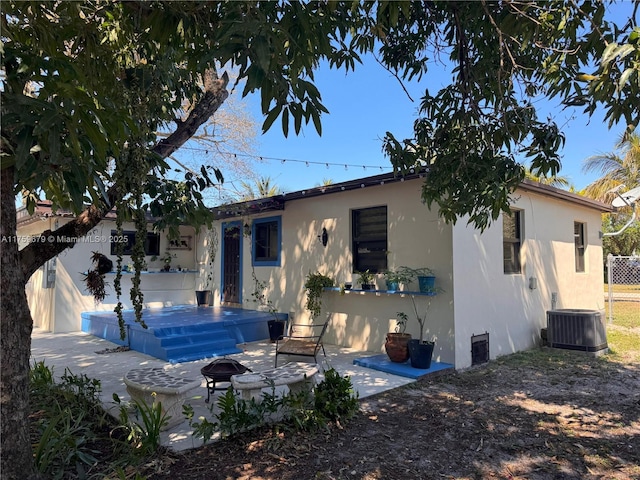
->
(82, 252, 113, 303)
(304, 272, 334, 318)
(197, 228, 218, 307)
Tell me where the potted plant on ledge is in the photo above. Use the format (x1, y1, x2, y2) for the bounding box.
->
(410, 267, 436, 293)
(383, 267, 413, 292)
(357, 270, 376, 290)
(385, 312, 412, 363)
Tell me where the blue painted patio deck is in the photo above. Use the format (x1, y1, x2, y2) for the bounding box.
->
(81, 306, 287, 363)
(354, 354, 454, 380)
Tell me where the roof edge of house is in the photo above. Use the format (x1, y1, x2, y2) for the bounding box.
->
(16, 171, 615, 227)
(518, 179, 613, 213)
(212, 170, 615, 219)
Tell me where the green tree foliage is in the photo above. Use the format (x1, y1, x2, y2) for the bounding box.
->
(583, 133, 640, 203)
(1, 2, 369, 478)
(381, 1, 640, 230)
(583, 132, 640, 257)
(236, 176, 280, 201)
(602, 212, 640, 256)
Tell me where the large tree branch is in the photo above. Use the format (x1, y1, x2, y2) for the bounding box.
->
(19, 71, 230, 280)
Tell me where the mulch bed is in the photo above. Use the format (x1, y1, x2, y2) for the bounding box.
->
(141, 346, 640, 480)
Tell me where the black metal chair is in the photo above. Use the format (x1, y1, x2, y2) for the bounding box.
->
(274, 313, 332, 367)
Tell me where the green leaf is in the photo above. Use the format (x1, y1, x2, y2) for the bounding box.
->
(281, 106, 290, 138)
(311, 110, 322, 136)
(601, 42, 619, 65)
(614, 43, 637, 61)
(618, 68, 635, 92)
(262, 105, 282, 133)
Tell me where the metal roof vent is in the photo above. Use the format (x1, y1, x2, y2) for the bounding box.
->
(546, 309, 608, 355)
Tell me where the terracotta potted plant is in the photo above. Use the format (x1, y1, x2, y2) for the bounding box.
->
(384, 312, 412, 363)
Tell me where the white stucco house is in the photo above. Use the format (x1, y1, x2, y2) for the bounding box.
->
(19, 170, 612, 369)
(18, 204, 198, 333)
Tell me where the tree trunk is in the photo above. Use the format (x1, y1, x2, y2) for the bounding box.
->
(1, 166, 40, 480)
(1, 70, 229, 478)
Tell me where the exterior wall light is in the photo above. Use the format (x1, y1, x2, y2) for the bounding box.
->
(318, 227, 328, 247)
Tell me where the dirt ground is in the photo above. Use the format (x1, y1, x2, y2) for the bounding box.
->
(139, 331, 640, 480)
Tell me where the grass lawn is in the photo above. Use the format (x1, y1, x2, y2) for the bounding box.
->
(604, 283, 640, 294)
(606, 300, 640, 363)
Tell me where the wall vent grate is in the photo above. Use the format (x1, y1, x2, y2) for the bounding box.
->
(471, 332, 489, 366)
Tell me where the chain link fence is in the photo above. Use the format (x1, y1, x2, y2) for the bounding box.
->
(606, 255, 640, 325)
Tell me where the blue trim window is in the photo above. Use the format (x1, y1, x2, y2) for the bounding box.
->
(252, 216, 281, 266)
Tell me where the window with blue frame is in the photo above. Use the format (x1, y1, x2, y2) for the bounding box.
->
(252, 216, 281, 266)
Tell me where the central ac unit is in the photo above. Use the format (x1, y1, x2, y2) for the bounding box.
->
(546, 309, 607, 354)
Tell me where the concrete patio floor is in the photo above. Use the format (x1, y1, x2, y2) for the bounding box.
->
(31, 328, 416, 452)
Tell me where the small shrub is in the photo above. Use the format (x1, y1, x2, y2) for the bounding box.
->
(29, 362, 117, 478)
(113, 393, 170, 456)
(314, 368, 360, 424)
(33, 408, 99, 479)
(187, 368, 360, 444)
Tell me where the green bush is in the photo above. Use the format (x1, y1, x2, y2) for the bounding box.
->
(314, 368, 360, 424)
(113, 393, 170, 456)
(187, 368, 360, 443)
(29, 362, 120, 479)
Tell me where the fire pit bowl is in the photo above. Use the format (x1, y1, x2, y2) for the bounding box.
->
(200, 358, 251, 403)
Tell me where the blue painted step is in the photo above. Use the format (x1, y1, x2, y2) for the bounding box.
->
(166, 346, 243, 364)
(163, 337, 240, 358)
(81, 306, 280, 363)
(129, 323, 241, 362)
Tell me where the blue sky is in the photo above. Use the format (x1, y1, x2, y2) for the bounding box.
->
(233, 4, 633, 195)
(242, 58, 622, 194)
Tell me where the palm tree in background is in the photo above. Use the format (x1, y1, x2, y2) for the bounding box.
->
(237, 176, 280, 200)
(318, 177, 334, 186)
(583, 132, 640, 256)
(524, 167, 572, 189)
(582, 132, 640, 203)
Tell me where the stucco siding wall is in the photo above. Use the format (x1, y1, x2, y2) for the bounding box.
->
(20, 221, 57, 331)
(223, 179, 456, 364)
(452, 190, 605, 368)
(21, 218, 198, 332)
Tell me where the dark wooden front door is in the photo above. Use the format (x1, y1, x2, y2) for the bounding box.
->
(222, 224, 241, 304)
